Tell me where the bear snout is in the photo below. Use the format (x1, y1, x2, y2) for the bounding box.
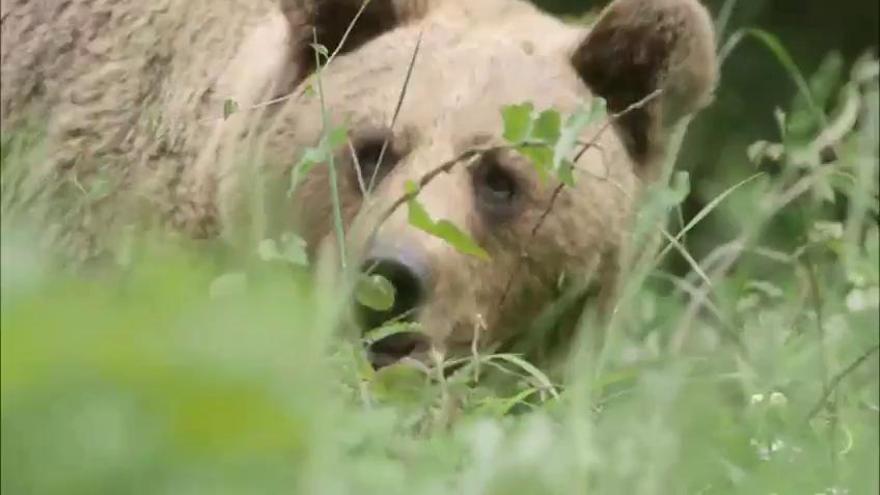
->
(355, 238, 435, 362)
(358, 256, 428, 326)
(357, 246, 433, 369)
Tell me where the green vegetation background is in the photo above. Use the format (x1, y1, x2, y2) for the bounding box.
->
(538, 0, 879, 267)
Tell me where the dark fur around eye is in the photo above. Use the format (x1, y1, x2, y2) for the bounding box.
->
(347, 129, 400, 194)
(472, 153, 520, 221)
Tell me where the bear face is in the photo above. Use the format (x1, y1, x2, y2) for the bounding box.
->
(234, 0, 718, 367)
(266, 23, 622, 366)
(1, 0, 717, 369)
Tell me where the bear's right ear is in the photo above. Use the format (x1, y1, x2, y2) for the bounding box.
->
(280, 0, 430, 80)
(571, 0, 718, 167)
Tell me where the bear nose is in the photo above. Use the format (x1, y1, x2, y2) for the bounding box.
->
(357, 256, 427, 331)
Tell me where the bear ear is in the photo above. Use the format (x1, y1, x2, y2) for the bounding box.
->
(572, 0, 718, 164)
(280, 0, 428, 78)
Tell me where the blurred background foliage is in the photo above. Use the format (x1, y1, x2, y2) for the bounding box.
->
(535, 0, 879, 267)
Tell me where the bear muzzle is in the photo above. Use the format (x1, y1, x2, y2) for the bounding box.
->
(357, 242, 433, 369)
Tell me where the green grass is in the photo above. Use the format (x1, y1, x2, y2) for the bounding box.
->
(2, 29, 878, 495)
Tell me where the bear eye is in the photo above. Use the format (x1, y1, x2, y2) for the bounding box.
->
(473, 154, 519, 219)
(349, 133, 400, 193)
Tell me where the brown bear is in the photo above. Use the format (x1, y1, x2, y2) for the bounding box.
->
(1, 0, 717, 368)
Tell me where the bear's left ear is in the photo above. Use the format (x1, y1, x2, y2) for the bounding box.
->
(572, 0, 718, 165)
(280, 0, 430, 80)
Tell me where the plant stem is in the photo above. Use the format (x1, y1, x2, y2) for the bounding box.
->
(312, 30, 348, 270)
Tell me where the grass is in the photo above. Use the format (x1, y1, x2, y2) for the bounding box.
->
(2, 16, 879, 495)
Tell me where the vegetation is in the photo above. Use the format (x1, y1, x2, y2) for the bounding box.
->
(2, 2, 877, 494)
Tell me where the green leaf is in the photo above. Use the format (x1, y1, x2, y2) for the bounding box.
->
(790, 51, 844, 140)
(295, 147, 329, 175)
(532, 109, 561, 144)
(257, 235, 309, 267)
(355, 274, 396, 312)
(405, 192, 435, 232)
(501, 103, 534, 143)
(431, 220, 490, 261)
(257, 239, 281, 262)
(518, 144, 553, 180)
(405, 184, 490, 261)
(477, 388, 539, 417)
(557, 160, 576, 187)
(555, 100, 605, 172)
(369, 362, 429, 405)
(289, 124, 348, 195)
(222, 98, 239, 120)
(504, 102, 608, 188)
(279, 233, 309, 267)
(487, 354, 558, 398)
(747, 140, 785, 166)
(404, 180, 420, 195)
(309, 42, 329, 59)
(325, 125, 348, 149)
(363, 322, 422, 345)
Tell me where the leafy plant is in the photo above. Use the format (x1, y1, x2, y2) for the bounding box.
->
(403, 180, 491, 261)
(501, 98, 607, 186)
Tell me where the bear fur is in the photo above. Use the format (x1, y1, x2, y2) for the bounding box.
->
(1, 0, 717, 364)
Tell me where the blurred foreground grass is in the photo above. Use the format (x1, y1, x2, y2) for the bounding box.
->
(2, 212, 876, 494)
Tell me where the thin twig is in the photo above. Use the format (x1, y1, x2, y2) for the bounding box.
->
(658, 227, 713, 288)
(368, 30, 424, 194)
(348, 138, 368, 195)
(324, 0, 375, 66)
(246, 0, 376, 113)
(574, 89, 663, 163)
(495, 182, 566, 311)
(805, 344, 880, 422)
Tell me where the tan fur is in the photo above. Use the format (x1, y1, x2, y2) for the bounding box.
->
(1, 0, 717, 359)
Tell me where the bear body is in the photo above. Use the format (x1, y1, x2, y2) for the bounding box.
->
(1, 0, 717, 366)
